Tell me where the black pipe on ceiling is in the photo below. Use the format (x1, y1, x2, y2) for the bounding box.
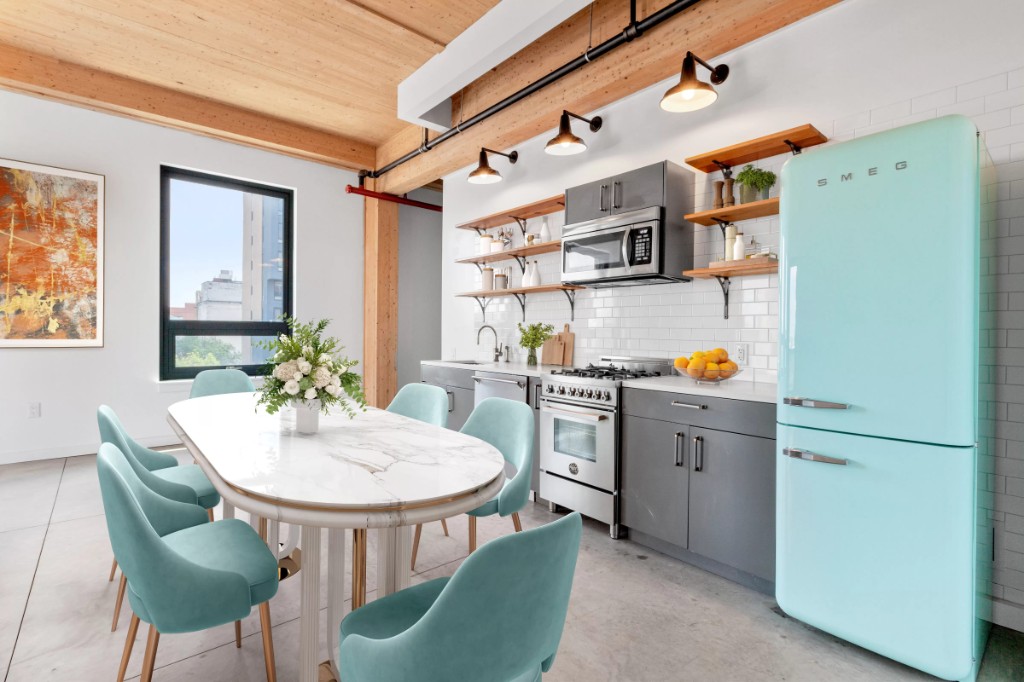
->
(363, 0, 704, 181)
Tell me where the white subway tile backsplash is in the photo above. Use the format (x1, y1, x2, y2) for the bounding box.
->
(958, 73, 1007, 102)
(912, 87, 956, 113)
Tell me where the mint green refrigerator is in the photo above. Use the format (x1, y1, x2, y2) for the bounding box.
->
(776, 115, 991, 681)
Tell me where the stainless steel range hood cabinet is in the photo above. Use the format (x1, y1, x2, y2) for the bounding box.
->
(561, 161, 695, 287)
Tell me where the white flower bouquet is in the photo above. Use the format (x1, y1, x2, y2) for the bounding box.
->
(257, 317, 365, 419)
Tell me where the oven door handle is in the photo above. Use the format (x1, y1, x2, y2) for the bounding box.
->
(541, 405, 609, 422)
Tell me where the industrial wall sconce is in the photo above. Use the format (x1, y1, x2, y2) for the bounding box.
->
(660, 51, 729, 113)
(468, 147, 519, 184)
(544, 110, 603, 156)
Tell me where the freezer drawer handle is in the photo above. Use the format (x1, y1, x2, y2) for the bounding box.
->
(671, 400, 708, 410)
(473, 376, 525, 388)
(783, 447, 847, 466)
(783, 397, 850, 410)
(544, 406, 608, 422)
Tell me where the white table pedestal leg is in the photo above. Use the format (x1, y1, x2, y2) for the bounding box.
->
(376, 526, 412, 597)
(222, 500, 234, 520)
(327, 529, 346, 678)
(299, 526, 322, 682)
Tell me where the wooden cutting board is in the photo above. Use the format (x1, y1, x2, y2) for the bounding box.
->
(541, 335, 564, 365)
(558, 324, 575, 366)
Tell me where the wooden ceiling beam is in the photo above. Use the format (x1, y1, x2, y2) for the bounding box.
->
(0, 43, 375, 171)
(373, 0, 842, 195)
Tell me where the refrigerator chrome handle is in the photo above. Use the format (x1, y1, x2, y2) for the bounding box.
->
(783, 447, 848, 466)
(783, 397, 850, 410)
(671, 400, 708, 410)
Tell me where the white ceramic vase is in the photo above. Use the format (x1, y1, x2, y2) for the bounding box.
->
(295, 399, 321, 434)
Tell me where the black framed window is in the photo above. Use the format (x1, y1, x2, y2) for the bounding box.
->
(160, 166, 293, 380)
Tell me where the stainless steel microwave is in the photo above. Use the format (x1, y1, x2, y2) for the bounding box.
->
(560, 207, 691, 287)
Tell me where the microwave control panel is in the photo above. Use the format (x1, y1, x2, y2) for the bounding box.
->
(629, 226, 654, 265)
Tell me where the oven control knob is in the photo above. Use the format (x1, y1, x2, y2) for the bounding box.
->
(569, 388, 578, 396)
(602, 391, 612, 401)
(557, 386, 566, 395)
(546, 384, 553, 393)
(584, 389, 594, 398)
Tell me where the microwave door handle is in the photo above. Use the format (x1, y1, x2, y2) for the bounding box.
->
(621, 228, 631, 267)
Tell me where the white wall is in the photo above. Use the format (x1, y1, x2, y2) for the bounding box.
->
(397, 188, 443, 388)
(0, 91, 364, 464)
(439, 0, 1024, 629)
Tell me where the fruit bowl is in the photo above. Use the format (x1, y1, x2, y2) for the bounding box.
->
(674, 366, 744, 384)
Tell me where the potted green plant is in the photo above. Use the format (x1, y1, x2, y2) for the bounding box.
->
(517, 322, 555, 366)
(735, 164, 777, 204)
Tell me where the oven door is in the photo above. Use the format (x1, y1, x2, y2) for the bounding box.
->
(540, 398, 617, 492)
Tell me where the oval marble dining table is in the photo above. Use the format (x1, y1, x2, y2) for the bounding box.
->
(166, 392, 505, 682)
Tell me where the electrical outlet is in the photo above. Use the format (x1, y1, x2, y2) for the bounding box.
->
(27, 402, 41, 419)
(734, 343, 749, 364)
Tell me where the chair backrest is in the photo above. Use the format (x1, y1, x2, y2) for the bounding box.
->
(461, 397, 534, 516)
(97, 405, 195, 504)
(340, 512, 583, 682)
(386, 383, 449, 428)
(189, 368, 255, 398)
(96, 443, 251, 632)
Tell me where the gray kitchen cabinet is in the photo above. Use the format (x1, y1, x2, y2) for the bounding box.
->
(527, 377, 543, 495)
(446, 386, 474, 432)
(564, 161, 675, 224)
(688, 427, 776, 583)
(420, 364, 475, 432)
(564, 179, 609, 225)
(620, 415, 690, 549)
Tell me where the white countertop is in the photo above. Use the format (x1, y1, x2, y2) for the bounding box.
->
(167, 392, 505, 510)
(422, 359, 566, 378)
(621, 376, 778, 404)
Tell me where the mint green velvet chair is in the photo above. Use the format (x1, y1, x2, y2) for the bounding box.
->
(97, 405, 221, 629)
(97, 443, 279, 682)
(339, 512, 582, 682)
(189, 368, 255, 398)
(387, 383, 451, 569)
(463, 397, 535, 553)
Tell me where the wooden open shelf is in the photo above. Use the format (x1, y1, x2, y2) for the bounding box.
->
(456, 283, 582, 298)
(684, 124, 828, 174)
(456, 240, 561, 266)
(456, 194, 565, 231)
(685, 197, 779, 226)
(684, 258, 779, 280)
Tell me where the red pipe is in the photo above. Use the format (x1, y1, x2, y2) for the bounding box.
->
(345, 185, 442, 212)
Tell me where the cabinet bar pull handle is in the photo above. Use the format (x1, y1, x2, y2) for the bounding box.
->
(674, 432, 684, 467)
(613, 180, 622, 209)
(693, 435, 704, 472)
(783, 447, 847, 466)
(446, 390, 454, 413)
(534, 383, 542, 410)
(784, 397, 850, 410)
(473, 376, 525, 388)
(672, 400, 707, 410)
(599, 184, 608, 212)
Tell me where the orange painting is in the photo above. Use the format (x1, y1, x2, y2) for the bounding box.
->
(0, 160, 104, 347)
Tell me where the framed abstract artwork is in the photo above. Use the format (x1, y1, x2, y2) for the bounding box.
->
(0, 159, 104, 347)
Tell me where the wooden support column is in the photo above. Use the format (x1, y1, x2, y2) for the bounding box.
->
(362, 177, 399, 408)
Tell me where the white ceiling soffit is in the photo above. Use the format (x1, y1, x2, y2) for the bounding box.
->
(398, 0, 592, 132)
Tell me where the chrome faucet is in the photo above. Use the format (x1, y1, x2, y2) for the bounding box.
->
(477, 324, 503, 362)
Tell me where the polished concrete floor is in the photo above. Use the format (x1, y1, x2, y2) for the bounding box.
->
(2, 453, 1023, 682)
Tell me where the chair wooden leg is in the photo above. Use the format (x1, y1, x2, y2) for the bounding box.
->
(109, 558, 118, 582)
(207, 508, 215, 522)
(468, 516, 477, 554)
(512, 512, 523, 533)
(410, 524, 423, 571)
(139, 624, 160, 682)
(235, 620, 242, 648)
(352, 529, 367, 609)
(258, 601, 277, 682)
(258, 516, 267, 541)
(116, 613, 140, 682)
(112, 574, 127, 631)
(440, 518, 449, 536)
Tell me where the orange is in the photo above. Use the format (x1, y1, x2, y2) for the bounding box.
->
(719, 360, 738, 378)
(686, 358, 706, 378)
(704, 362, 721, 380)
(674, 356, 689, 370)
(713, 347, 729, 362)
(690, 351, 706, 361)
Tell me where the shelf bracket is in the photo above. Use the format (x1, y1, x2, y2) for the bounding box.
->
(513, 255, 527, 273)
(561, 289, 577, 321)
(472, 226, 486, 236)
(472, 262, 483, 274)
(712, 160, 733, 178)
(713, 275, 731, 320)
(783, 139, 802, 155)
(472, 296, 491, 321)
(711, 218, 732, 240)
(512, 293, 527, 321)
(511, 216, 528, 236)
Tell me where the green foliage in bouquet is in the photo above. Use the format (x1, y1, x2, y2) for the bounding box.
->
(517, 322, 555, 350)
(257, 317, 366, 418)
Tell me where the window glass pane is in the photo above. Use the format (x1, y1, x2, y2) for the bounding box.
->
(167, 179, 286, 322)
(174, 335, 276, 369)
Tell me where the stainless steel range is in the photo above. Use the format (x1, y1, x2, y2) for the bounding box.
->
(539, 356, 672, 539)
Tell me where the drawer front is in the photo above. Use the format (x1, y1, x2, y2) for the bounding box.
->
(621, 388, 776, 438)
(420, 364, 475, 390)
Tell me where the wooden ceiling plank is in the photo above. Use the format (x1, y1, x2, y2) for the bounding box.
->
(374, 0, 842, 194)
(0, 44, 375, 170)
(352, 0, 502, 46)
